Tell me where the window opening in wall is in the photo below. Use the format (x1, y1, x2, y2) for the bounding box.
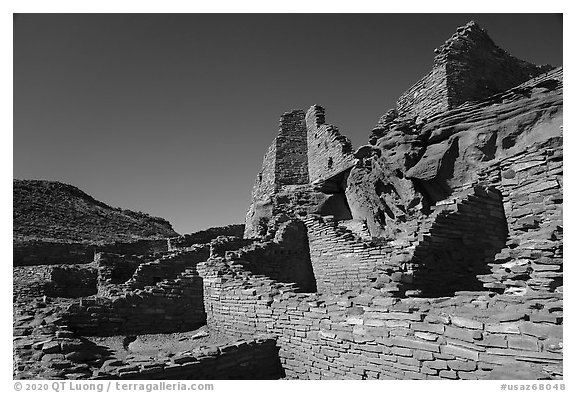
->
(327, 157, 333, 169)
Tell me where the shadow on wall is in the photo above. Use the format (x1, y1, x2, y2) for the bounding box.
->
(410, 187, 509, 297)
(238, 220, 318, 293)
(409, 136, 460, 213)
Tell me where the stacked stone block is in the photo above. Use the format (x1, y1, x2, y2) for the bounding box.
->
(396, 66, 449, 121)
(306, 105, 355, 183)
(13, 241, 95, 266)
(62, 267, 206, 335)
(245, 106, 356, 239)
(95, 253, 143, 293)
(168, 224, 245, 250)
(98, 336, 283, 380)
(44, 265, 98, 298)
(476, 139, 563, 294)
(197, 258, 562, 380)
(304, 215, 386, 294)
(395, 21, 550, 121)
(124, 246, 209, 290)
(275, 110, 309, 186)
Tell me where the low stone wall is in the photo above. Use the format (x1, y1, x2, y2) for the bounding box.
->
(96, 239, 168, 256)
(168, 225, 245, 250)
(13, 241, 95, 266)
(224, 220, 316, 292)
(44, 265, 98, 298)
(125, 246, 209, 290)
(62, 268, 206, 336)
(95, 253, 143, 287)
(304, 215, 386, 294)
(198, 259, 563, 380)
(14, 238, 168, 267)
(96, 336, 283, 380)
(210, 237, 253, 258)
(13, 266, 54, 299)
(13, 265, 98, 299)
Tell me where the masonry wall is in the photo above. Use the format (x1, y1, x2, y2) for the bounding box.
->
(409, 187, 508, 297)
(96, 239, 169, 255)
(62, 268, 206, 335)
(306, 105, 355, 183)
(444, 27, 548, 109)
(13, 241, 95, 266)
(168, 225, 245, 250)
(13, 239, 169, 267)
(224, 220, 316, 293)
(476, 138, 563, 294)
(44, 265, 98, 298)
(244, 142, 277, 239)
(395, 22, 549, 121)
(13, 265, 56, 299)
(95, 253, 143, 288)
(275, 110, 309, 186)
(198, 259, 562, 380)
(304, 215, 386, 294)
(125, 246, 209, 290)
(396, 65, 450, 120)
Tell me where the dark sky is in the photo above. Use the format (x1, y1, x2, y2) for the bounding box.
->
(13, 14, 563, 234)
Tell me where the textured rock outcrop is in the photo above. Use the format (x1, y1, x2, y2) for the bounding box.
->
(353, 67, 562, 239)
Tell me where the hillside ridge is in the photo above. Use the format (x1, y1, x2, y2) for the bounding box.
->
(13, 179, 178, 245)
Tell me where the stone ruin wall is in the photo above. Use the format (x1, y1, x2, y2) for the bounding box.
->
(193, 133, 563, 380)
(13, 242, 96, 266)
(34, 136, 562, 374)
(13, 238, 169, 267)
(124, 246, 210, 290)
(476, 139, 563, 294)
(168, 224, 244, 250)
(395, 21, 550, 121)
(62, 265, 206, 336)
(304, 214, 385, 294)
(443, 23, 550, 109)
(245, 106, 356, 239)
(224, 220, 317, 293)
(396, 65, 449, 120)
(197, 256, 562, 380)
(14, 22, 562, 381)
(244, 142, 277, 238)
(305, 105, 355, 183)
(275, 110, 309, 186)
(95, 336, 283, 380)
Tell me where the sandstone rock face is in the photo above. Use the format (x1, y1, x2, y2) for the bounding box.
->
(359, 67, 562, 238)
